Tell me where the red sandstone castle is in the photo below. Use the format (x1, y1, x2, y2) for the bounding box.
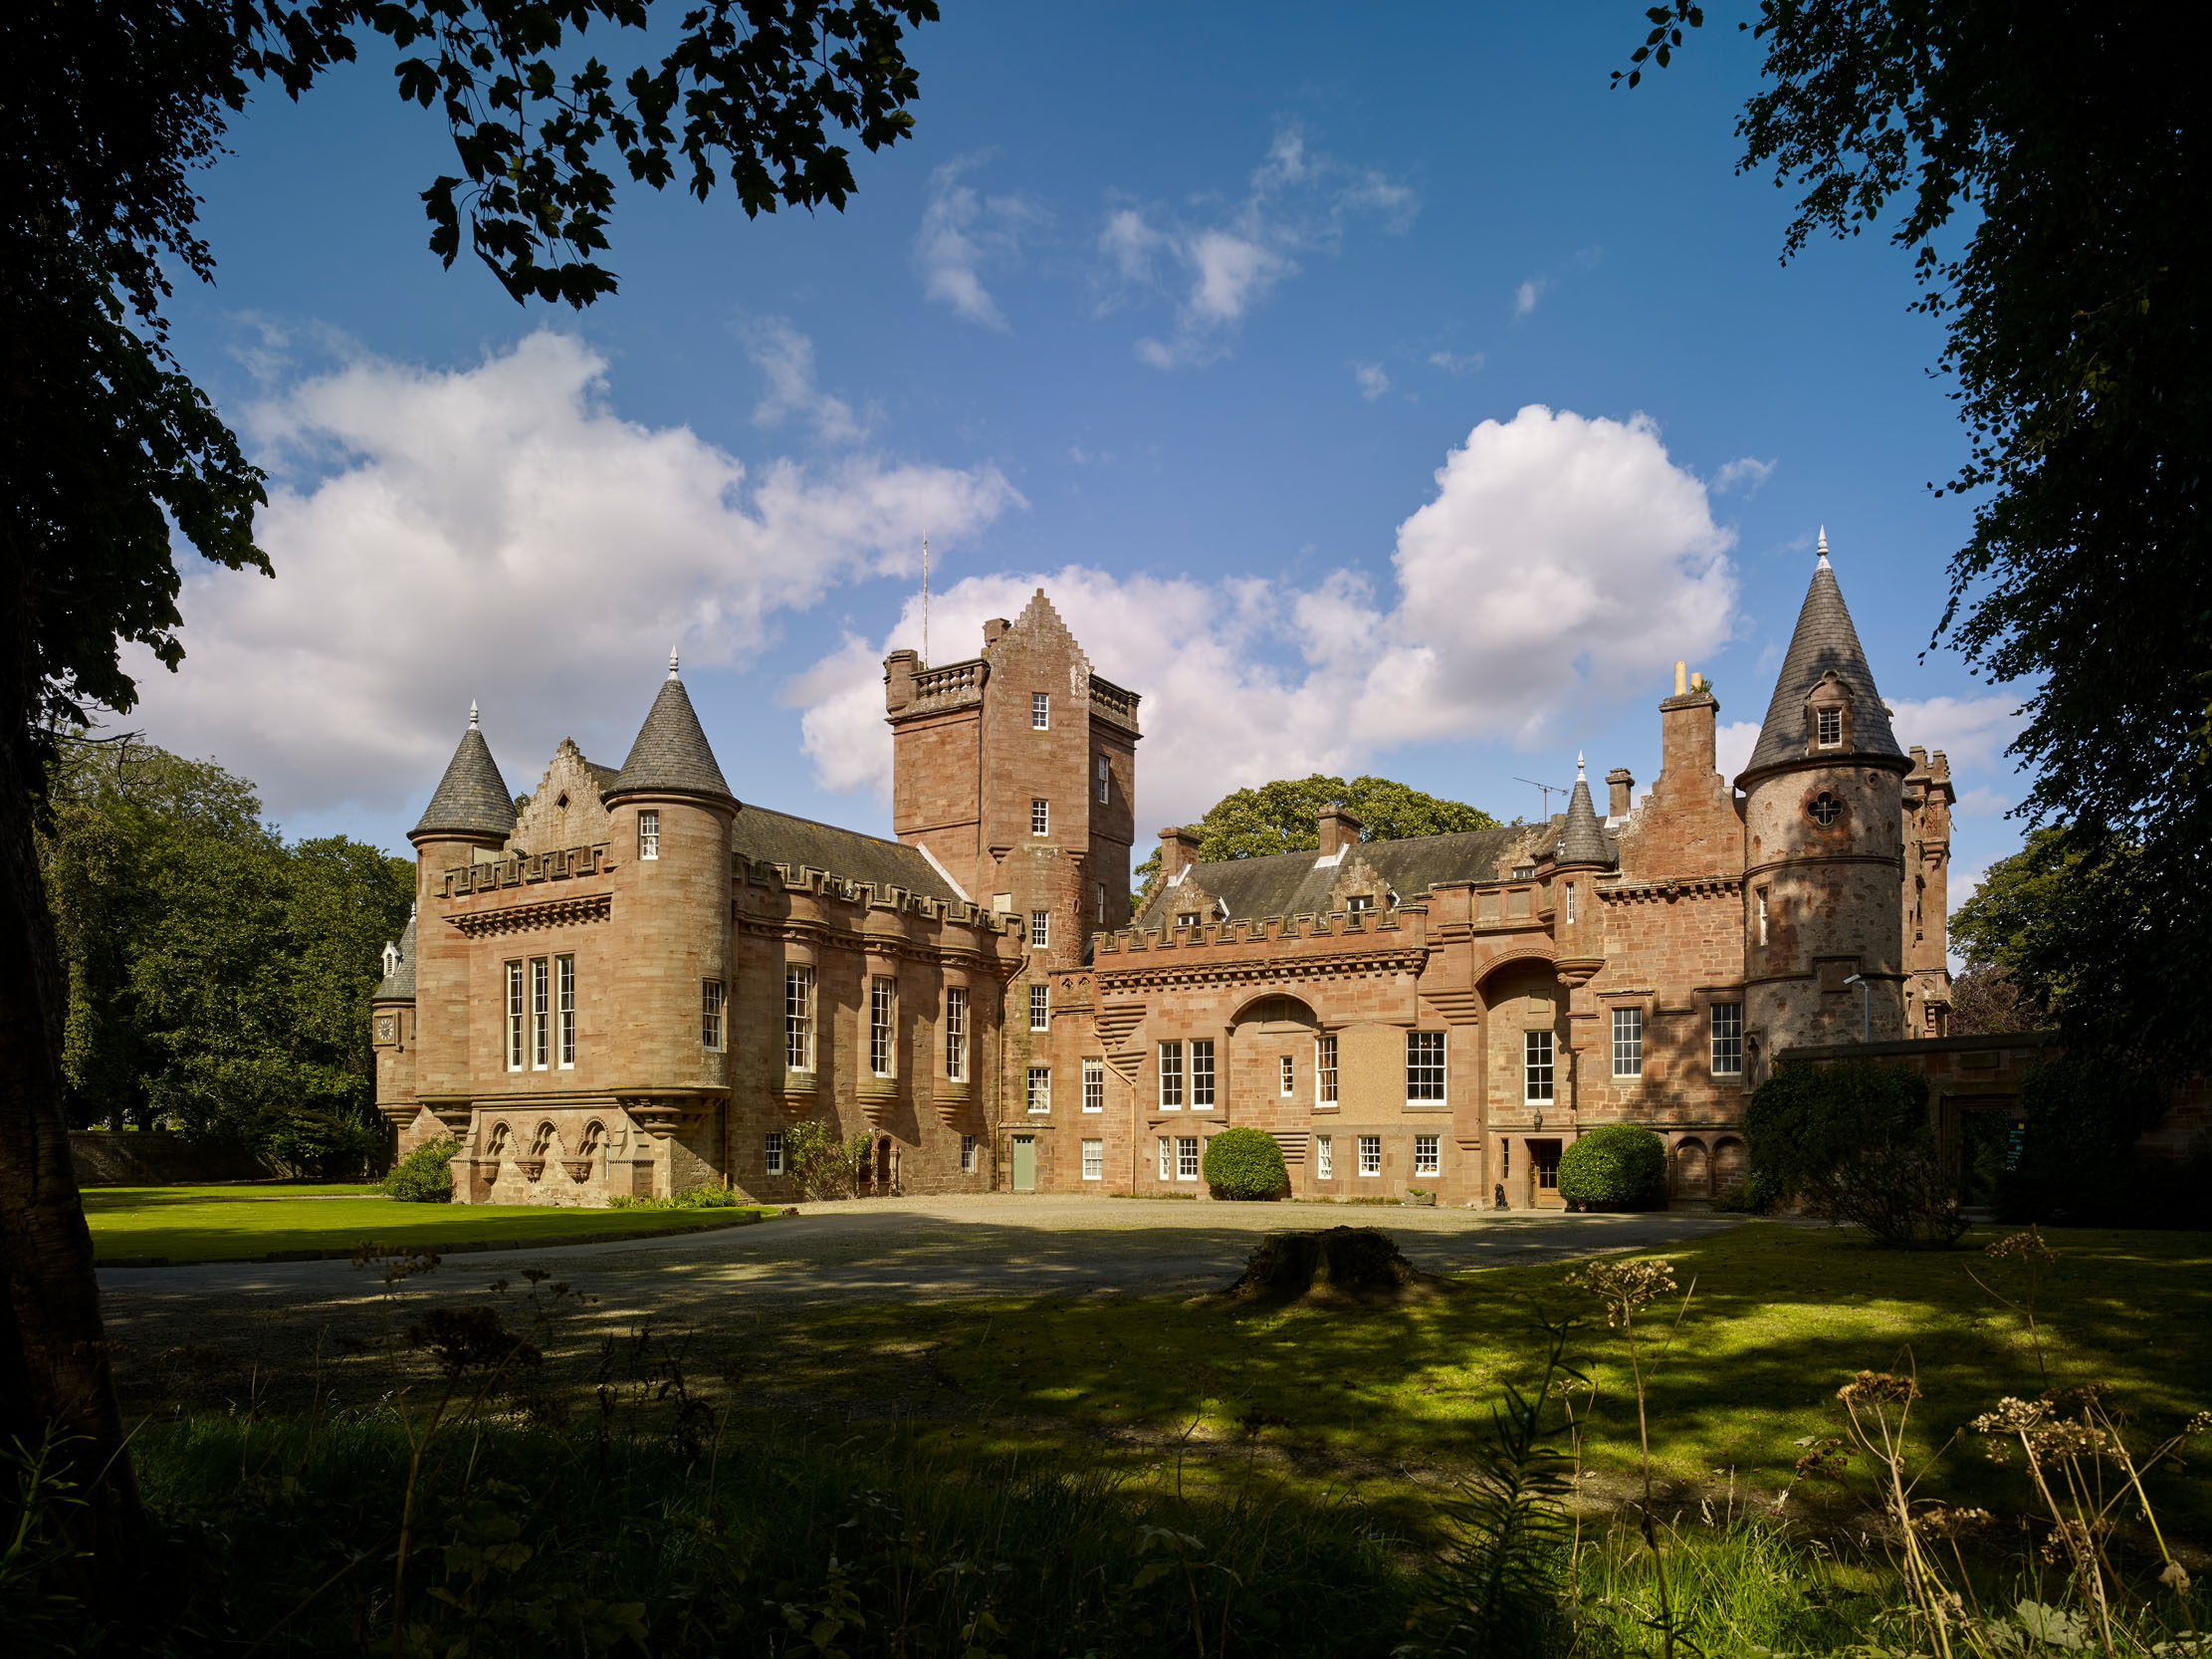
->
(373, 539, 1955, 1207)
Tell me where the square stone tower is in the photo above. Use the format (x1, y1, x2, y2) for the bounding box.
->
(884, 590, 1140, 965)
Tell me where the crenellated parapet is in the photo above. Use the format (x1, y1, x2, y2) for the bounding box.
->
(440, 842, 611, 897)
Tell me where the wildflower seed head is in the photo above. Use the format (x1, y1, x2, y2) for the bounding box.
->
(1839, 1371, 1921, 1405)
(1564, 1258, 1678, 1325)
(2160, 1560, 2192, 1594)
(2184, 1410, 2212, 1437)
(1985, 1227, 2060, 1266)
(1972, 1397, 2048, 1435)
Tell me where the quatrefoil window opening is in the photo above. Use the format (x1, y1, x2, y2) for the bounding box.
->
(1809, 793, 1843, 827)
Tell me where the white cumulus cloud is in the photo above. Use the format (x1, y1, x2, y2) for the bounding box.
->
(124, 331, 1018, 829)
(912, 155, 1043, 330)
(1353, 361, 1391, 400)
(789, 404, 1738, 829)
(1514, 277, 1548, 317)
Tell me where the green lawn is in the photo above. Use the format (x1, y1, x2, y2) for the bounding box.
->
(88, 1184, 771, 1263)
(762, 1221, 2212, 1533)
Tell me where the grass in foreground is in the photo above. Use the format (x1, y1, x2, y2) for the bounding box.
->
(88, 1184, 770, 1262)
(754, 1222, 2212, 1532)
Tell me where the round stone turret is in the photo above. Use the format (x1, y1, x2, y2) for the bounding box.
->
(1737, 534, 1911, 1074)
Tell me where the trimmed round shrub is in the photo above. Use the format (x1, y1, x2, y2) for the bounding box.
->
(380, 1135, 461, 1203)
(1555, 1124, 1666, 1211)
(1203, 1126, 1289, 1200)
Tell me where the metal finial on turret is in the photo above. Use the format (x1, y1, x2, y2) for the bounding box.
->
(469, 700, 479, 729)
(1577, 751, 1586, 780)
(1817, 525, 1830, 564)
(667, 645, 681, 681)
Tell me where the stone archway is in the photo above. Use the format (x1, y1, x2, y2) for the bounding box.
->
(1712, 1136, 1748, 1196)
(1672, 1136, 1710, 1199)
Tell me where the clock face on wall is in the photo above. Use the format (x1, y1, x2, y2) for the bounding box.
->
(375, 1016, 397, 1044)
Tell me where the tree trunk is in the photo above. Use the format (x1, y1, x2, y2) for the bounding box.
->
(0, 707, 140, 1553)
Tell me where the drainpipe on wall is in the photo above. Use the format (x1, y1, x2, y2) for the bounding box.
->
(1844, 973, 1871, 1044)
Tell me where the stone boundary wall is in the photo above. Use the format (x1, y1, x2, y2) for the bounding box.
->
(1776, 1031, 2208, 1157)
(69, 1131, 289, 1188)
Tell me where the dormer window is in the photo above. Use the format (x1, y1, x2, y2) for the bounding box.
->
(1512, 865, 1536, 881)
(1177, 911, 1202, 928)
(1346, 894, 1375, 915)
(1817, 707, 1843, 748)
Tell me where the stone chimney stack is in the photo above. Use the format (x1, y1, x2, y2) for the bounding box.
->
(982, 616, 1011, 649)
(1158, 825, 1202, 881)
(1317, 805, 1364, 857)
(1659, 666, 1718, 781)
(1606, 767, 1635, 819)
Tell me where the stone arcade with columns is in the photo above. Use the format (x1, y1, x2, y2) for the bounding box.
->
(373, 554, 1955, 1207)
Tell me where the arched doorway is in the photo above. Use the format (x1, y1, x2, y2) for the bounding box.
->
(1672, 1137, 1710, 1199)
(1712, 1137, 1748, 1196)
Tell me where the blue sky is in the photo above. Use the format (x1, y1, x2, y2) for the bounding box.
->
(132, 3, 2026, 903)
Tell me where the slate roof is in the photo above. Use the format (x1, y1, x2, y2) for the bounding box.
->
(604, 676, 734, 803)
(1743, 553, 1903, 777)
(374, 913, 416, 1001)
(1555, 770, 1614, 866)
(411, 720, 516, 839)
(730, 806, 962, 903)
(1137, 824, 1532, 928)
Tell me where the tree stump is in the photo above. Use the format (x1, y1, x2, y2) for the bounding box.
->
(1225, 1226, 1429, 1303)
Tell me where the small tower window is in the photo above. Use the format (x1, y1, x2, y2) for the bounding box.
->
(1817, 707, 1843, 747)
(1809, 792, 1843, 827)
(638, 809, 660, 860)
(1757, 889, 1770, 945)
(1563, 882, 1576, 923)
(1096, 754, 1110, 803)
(1032, 692, 1050, 729)
(1031, 798, 1049, 835)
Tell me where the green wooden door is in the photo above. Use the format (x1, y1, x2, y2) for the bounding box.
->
(1010, 1133, 1036, 1192)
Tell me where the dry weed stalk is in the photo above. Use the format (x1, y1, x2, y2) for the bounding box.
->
(1565, 1256, 1693, 1659)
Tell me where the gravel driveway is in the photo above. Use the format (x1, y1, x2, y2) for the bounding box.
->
(99, 1195, 1734, 1405)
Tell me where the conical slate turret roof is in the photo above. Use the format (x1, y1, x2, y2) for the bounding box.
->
(603, 654, 735, 804)
(1555, 755, 1614, 866)
(1741, 534, 1904, 778)
(411, 706, 516, 840)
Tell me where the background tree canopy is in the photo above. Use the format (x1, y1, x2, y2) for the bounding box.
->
(38, 739, 412, 1169)
(3, 0, 939, 1538)
(1134, 774, 1499, 894)
(1628, 1, 2211, 1076)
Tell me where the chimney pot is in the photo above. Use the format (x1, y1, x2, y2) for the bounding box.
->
(1673, 661, 1688, 696)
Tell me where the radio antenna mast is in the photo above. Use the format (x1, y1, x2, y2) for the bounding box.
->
(1513, 776, 1567, 818)
(921, 535, 930, 667)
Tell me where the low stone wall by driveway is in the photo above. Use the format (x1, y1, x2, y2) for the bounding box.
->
(69, 1130, 289, 1188)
